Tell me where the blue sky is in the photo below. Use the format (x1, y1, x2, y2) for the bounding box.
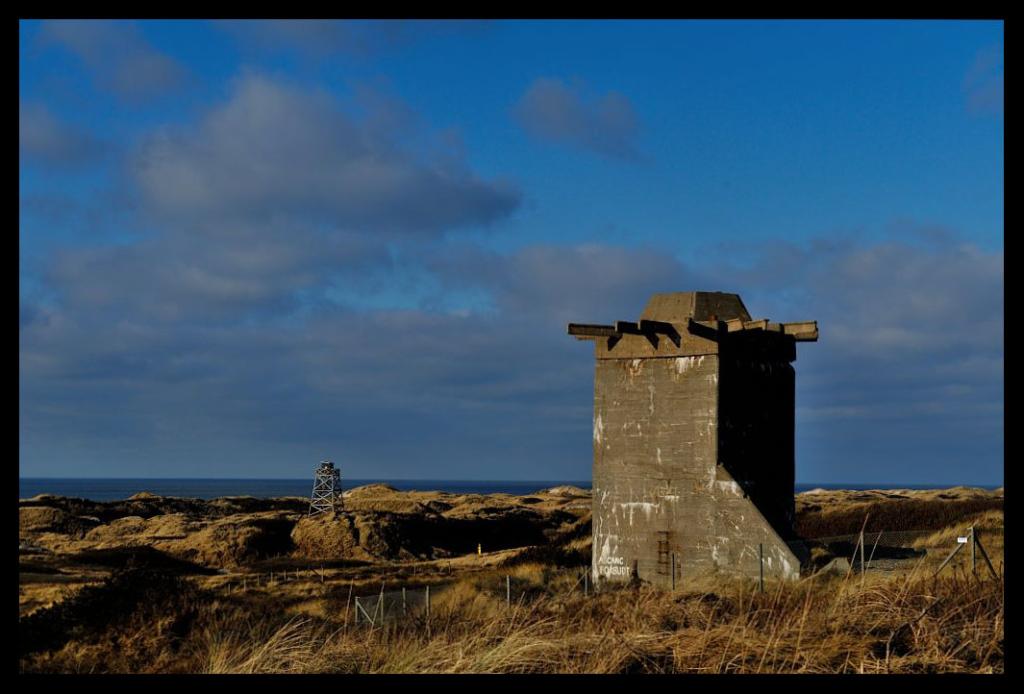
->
(19, 20, 1003, 484)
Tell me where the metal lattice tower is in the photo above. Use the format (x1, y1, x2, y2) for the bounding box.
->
(309, 460, 343, 516)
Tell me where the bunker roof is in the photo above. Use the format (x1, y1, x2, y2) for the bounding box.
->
(641, 291, 751, 323)
(567, 291, 818, 359)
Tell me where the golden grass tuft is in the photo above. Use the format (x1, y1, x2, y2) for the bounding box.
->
(184, 556, 1002, 674)
(21, 502, 1004, 674)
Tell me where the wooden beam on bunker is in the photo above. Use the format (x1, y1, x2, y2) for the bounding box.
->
(781, 321, 819, 341)
(567, 323, 620, 339)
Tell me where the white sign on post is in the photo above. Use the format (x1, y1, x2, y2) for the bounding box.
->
(957, 537, 969, 544)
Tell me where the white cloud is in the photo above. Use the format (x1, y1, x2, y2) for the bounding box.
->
(131, 74, 520, 234)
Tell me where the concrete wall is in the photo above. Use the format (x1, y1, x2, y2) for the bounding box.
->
(592, 351, 801, 589)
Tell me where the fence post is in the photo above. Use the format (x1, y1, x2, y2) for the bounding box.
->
(758, 543, 764, 593)
(425, 585, 430, 620)
(402, 586, 407, 614)
(973, 529, 998, 580)
(506, 575, 511, 607)
(583, 567, 588, 596)
(970, 526, 976, 573)
(671, 552, 676, 591)
(933, 540, 966, 577)
(867, 531, 883, 570)
(354, 596, 360, 625)
(859, 530, 865, 575)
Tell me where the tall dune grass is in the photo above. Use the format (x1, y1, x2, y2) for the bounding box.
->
(796, 497, 1003, 538)
(191, 559, 1002, 674)
(21, 505, 1004, 674)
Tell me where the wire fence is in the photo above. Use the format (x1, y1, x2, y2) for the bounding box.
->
(353, 586, 431, 625)
(348, 567, 592, 627)
(215, 524, 1003, 622)
(786, 525, 1004, 578)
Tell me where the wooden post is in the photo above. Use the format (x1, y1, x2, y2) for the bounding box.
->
(354, 595, 377, 626)
(933, 541, 965, 577)
(852, 513, 870, 574)
(671, 552, 676, 591)
(583, 567, 588, 596)
(970, 527, 977, 573)
(974, 530, 998, 580)
(859, 530, 865, 575)
(506, 575, 511, 606)
(758, 543, 764, 593)
(402, 587, 407, 614)
(866, 530, 883, 570)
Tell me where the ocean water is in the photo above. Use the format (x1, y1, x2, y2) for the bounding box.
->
(18, 478, 998, 503)
(18, 478, 591, 501)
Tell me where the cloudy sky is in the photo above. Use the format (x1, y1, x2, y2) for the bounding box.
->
(19, 20, 1003, 484)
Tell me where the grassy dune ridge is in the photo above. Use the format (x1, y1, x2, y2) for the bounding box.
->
(795, 487, 1004, 538)
(19, 486, 1004, 673)
(19, 557, 1003, 674)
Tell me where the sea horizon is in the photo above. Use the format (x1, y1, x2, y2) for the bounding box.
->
(18, 477, 1003, 502)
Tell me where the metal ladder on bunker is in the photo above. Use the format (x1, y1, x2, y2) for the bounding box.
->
(656, 531, 671, 575)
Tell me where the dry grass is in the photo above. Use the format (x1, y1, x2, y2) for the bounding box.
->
(184, 561, 1002, 674)
(20, 497, 1005, 674)
(201, 616, 321, 673)
(796, 495, 1003, 538)
(24, 554, 998, 674)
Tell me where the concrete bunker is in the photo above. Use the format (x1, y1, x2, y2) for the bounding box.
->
(569, 291, 818, 587)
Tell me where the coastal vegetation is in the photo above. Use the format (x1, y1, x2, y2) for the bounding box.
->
(19, 486, 1003, 674)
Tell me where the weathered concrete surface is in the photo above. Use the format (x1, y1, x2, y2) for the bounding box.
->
(640, 291, 752, 324)
(578, 291, 814, 589)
